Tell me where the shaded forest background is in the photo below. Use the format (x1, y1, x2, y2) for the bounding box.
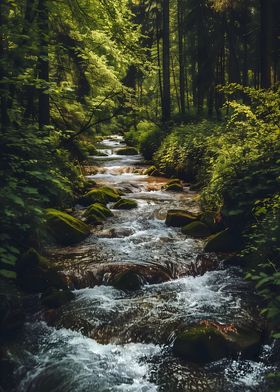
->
(0, 0, 280, 343)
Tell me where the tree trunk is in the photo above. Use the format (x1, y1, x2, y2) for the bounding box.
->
(162, 0, 171, 124)
(38, 0, 50, 128)
(0, 1, 9, 129)
(260, 0, 272, 88)
(177, 0, 185, 115)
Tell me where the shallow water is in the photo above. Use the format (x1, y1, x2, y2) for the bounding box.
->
(5, 136, 278, 392)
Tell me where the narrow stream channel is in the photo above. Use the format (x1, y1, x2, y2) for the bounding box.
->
(4, 136, 279, 391)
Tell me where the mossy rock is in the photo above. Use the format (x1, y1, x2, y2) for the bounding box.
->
(182, 221, 211, 238)
(110, 270, 145, 291)
(165, 209, 199, 227)
(204, 229, 243, 253)
(80, 186, 121, 206)
(112, 198, 138, 210)
(41, 288, 74, 308)
(165, 183, 183, 192)
(143, 166, 159, 176)
(16, 248, 67, 293)
(84, 203, 113, 224)
(116, 147, 138, 155)
(173, 322, 262, 363)
(46, 209, 91, 246)
(167, 179, 181, 185)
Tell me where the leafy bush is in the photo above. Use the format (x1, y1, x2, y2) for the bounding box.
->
(0, 125, 83, 277)
(153, 121, 217, 179)
(124, 120, 163, 160)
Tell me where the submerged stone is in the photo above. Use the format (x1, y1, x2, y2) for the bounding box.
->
(204, 229, 243, 253)
(112, 198, 138, 210)
(173, 321, 262, 363)
(165, 209, 199, 227)
(116, 147, 138, 155)
(182, 221, 211, 238)
(46, 208, 91, 246)
(41, 288, 74, 308)
(110, 270, 145, 291)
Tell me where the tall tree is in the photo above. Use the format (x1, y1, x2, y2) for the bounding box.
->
(177, 0, 186, 115)
(260, 0, 273, 88)
(38, 0, 50, 128)
(162, 0, 171, 123)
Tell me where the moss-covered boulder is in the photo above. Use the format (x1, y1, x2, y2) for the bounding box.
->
(165, 209, 199, 227)
(80, 186, 121, 206)
(182, 221, 211, 238)
(143, 166, 160, 176)
(16, 248, 67, 293)
(165, 182, 183, 192)
(41, 288, 74, 308)
(84, 203, 113, 224)
(173, 321, 262, 363)
(112, 198, 138, 210)
(46, 209, 91, 246)
(204, 229, 243, 253)
(116, 147, 138, 155)
(110, 270, 145, 291)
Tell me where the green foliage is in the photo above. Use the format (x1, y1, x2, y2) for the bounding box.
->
(154, 121, 217, 179)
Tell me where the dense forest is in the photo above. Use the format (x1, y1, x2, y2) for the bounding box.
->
(1, 0, 280, 391)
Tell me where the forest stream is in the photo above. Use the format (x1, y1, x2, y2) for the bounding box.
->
(3, 136, 279, 392)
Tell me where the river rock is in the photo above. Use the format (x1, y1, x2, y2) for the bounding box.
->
(165, 182, 183, 192)
(46, 208, 91, 245)
(16, 248, 67, 292)
(204, 229, 243, 253)
(84, 203, 113, 224)
(80, 186, 121, 206)
(41, 288, 74, 308)
(173, 321, 262, 363)
(182, 221, 211, 238)
(110, 270, 144, 290)
(165, 210, 199, 227)
(115, 147, 138, 155)
(143, 166, 160, 176)
(112, 198, 138, 210)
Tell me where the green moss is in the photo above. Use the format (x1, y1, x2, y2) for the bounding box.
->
(173, 325, 228, 363)
(173, 323, 261, 363)
(81, 186, 121, 206)
(46, 208, 91, 245)
(41, 288, 74, 308)
(165, 209, 199, 227)
(204, 229, 243, 253)
(84, 203, 113, 224)
(116, 147, 138, 155)
(143, 166, 159, 176)
(113, 198, 138, 210)
(165, 183, 183, 192)
(182, 221, 211, 238)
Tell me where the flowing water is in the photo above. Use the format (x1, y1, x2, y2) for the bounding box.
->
(4, 136, 279, 391)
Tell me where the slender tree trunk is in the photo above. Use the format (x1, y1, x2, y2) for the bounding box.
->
(260, 0, 272, 88)
(162, 0, 171, 124)
(38, 0, 50, 128)
(177, 0, 185, 115)
(156, 13, 163, 110)
(0, 1, 9, 129)
(171, 55, 180, 112)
